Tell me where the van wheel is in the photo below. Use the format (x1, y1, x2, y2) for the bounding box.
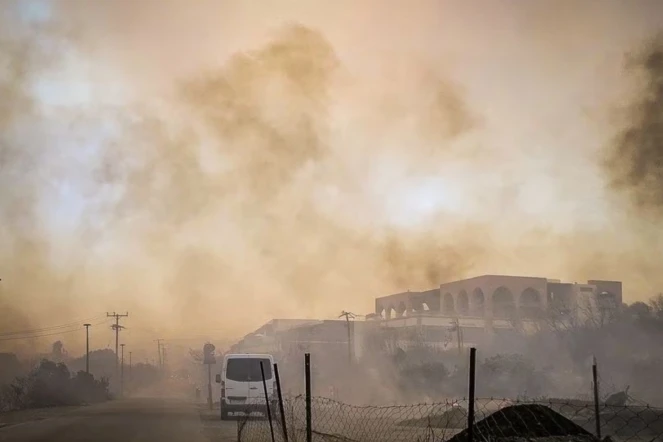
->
(220, 409, 230, 420)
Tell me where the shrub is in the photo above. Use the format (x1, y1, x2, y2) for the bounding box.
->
(478, 353, 549, 397)
(25, 360, 78, 407)
(0, 359, 109, 412)
(398, 361, 451, 400)
(71, 370, 110, 404)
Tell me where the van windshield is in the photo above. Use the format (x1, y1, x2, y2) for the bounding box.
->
(226, 358, 272, 382)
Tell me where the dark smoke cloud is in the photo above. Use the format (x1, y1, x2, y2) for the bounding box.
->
(605, 34, 663, 216)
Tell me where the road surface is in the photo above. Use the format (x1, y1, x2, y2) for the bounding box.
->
(0, 398, 236, 442)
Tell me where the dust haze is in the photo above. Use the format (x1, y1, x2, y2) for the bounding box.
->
(1, 0, 663, 356)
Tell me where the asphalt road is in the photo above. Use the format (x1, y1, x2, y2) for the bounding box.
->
(0, 398, 237, 442)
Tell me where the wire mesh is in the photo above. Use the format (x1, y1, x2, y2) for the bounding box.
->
(236, 396, 663, 442)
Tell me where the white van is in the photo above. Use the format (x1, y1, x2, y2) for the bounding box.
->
(216, 353, 276, 420)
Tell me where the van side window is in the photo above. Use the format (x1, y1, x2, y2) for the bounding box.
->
(226, 358, 273, 382)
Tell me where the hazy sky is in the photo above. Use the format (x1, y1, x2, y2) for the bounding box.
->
(1, 0, 663, 355)
(30, 0, 659, 229)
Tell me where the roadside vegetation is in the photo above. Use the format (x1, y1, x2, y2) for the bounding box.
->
(0, 359, 110, 412)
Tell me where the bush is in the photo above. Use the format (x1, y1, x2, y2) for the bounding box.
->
(0, 359, 109, 412)
(478, 353, 550, 397)
(0, 353, 24, 385)
(71, 370, 110, 404)
(396, 361, 451, 400)
(0, 378, 29, 412)
(26, 360, 78, 407)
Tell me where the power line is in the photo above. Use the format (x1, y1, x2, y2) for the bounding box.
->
(0, 319, 110, 341)
(0, 314, 107, 337)
(0, 328, 81, 342)
(0, 318, 110, 340)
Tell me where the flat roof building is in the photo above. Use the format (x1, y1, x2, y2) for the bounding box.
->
(374, 275, 622, 327)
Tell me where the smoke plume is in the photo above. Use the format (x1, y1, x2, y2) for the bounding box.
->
(89, 22, 483, 335)
(2, 0, 663, 357)
(605, 34, 663, 216)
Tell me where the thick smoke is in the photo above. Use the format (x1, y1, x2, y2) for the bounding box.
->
(605, 34, 663, 216)
(89, 22, 483, 334)
(0, 5, 60, 346)
(0, 3, 109, 353)
(2, 0, 663, 358)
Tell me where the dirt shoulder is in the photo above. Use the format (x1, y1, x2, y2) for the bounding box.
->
(0, 405, 84, 428)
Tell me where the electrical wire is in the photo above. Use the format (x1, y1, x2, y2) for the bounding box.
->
(0, 315, 107, 336)
(0, 318, 111, 341)
(0, 314, 107, 337)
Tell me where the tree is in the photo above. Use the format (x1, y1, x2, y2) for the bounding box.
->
(0, 353, 24, 385)
(51, 341, 67, 362)
(188, 348, 204, 364)
(0, 359, 110, 411)
(625, 301, 652, 321)
(69, 349, 116, 378)
(649, 293, 663, 319)
(71, 371, 110, 404)
(26, 360, 76, 407)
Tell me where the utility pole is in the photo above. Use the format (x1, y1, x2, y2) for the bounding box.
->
(107, 312, 128, 373)
(155, 339, 163, 368)
(120, 343, 125, 397)
(339, 311, 356, 364)
(203, 343, 216, 410)
(129, 351, 132, 394)
(456, 320, 463, 355)
(451, 318, 463, 355)
(83, 323, 91, 374)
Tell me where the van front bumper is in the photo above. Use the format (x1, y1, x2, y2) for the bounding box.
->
(221, 400, 278, 416)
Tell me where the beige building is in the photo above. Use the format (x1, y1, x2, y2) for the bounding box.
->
(227, 276, 622, 369)
(373, 275, 622, 345)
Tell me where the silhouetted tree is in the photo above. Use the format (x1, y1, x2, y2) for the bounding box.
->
(626, 301, 652, 320)
(51, 341, 66, 362)
(0, 359, 109, 411)
(0, 353, 24, 385)
(649, 294, 663, 319)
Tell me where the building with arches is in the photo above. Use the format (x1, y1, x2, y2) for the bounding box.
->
(374, 275, 622, 345)
(227, 276, 622, 369)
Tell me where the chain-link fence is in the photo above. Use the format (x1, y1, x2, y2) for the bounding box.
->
(231, 351, 663, 442)
(237, 396, 663, 442)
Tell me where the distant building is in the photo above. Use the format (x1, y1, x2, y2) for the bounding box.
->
(229, 319, 372, 360)
(227, 276, 623, 381)
(228, 319, 375, 396)
(373, 275, 622, 344)
(228, 319, 321, 354)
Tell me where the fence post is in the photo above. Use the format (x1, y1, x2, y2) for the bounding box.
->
(305, 353, 312, 442)
(208, 363, 213, 410)
(260, 361, 276, 442)
(468, 347, 477, 442)
(274, 363, 289, 442)
(592, 356, 602, 440)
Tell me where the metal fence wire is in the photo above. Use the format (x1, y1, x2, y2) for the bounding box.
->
(237, 396, 663, 442)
